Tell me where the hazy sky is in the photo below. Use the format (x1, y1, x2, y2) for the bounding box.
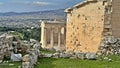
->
(0, 0, 83, 12)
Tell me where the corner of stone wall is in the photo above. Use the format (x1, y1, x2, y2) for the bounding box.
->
(102, 0, 112, 37)
(97, 0, 118, 56)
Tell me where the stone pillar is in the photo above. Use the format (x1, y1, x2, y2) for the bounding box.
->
(58, 27, 61, 50)
(50, 27, 54, 48)
(61, 27, 65, 45)
(63, 27, 66, 47)
(43, 28, 47, 47)
(41, 22, 47, 48)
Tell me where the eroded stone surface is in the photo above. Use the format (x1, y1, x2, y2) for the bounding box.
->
(22, 42, 41, 68)
(65, 0, 120, 53)
(65, 1, 105, 53)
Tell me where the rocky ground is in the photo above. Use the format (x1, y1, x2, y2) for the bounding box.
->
(0, 33, 120, 68)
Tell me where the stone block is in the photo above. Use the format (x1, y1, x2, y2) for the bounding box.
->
(85, 53, 96, 60)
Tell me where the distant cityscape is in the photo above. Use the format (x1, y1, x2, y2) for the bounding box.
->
(0, 9, 66, 28)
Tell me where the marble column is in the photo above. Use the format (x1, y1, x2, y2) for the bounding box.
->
(64, 27, 66, 47)
(41, 22, 47, 48)
(58, 27, 61, 49)
(44, 28, 47, 47)
(50, 27, 54, 48)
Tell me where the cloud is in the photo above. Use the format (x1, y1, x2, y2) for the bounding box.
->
(8, 1, 53, 6)
(32, 2, 52, 6)
(0, 2, 4, 5)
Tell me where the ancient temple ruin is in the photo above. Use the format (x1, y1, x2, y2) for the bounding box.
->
(40, 21, 66, 51)
(65, 0, 120, 53)
(40, 0, 120, 53)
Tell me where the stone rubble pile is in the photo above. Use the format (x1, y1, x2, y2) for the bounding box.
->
(0, 35, 41, 68)
(0, 33, 41, 65)
(97, 36, 120, 56)
(0, 33, 14, 61)
(22, 42, 41, 68)
(40, 51, 97, 60)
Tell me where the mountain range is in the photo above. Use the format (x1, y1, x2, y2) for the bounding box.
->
(0, 9, 65, 16)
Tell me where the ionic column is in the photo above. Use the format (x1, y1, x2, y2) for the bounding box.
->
(50, 27, 54, 48)
(63, 27, 66, 47)
(43, 28, 47, 47)
(41, 22, 47, 48)
(58, 27, 61, 49)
